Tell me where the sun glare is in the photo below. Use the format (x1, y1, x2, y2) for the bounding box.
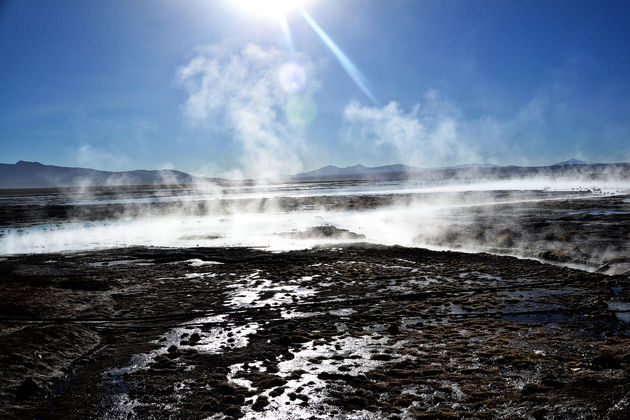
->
(234, 0, 306, 19)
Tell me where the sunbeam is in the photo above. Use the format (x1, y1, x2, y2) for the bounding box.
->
(300, 11, 378, 104)
(278, 15, 294, 50)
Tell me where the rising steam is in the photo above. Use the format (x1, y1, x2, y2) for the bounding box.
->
(177, 43, 319, 181)
(342, 93, 480, 168)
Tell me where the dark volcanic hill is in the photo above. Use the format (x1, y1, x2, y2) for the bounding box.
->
(552, 159, 593, 166)
(0, 161, 222, 189)
(295, 161, 630, 181)
(296, 164, 414, 180)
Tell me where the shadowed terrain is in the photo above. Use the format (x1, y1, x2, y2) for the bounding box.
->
(1, 245, 629, 419)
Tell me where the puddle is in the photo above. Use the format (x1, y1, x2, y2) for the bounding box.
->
(227, 361, 267, 392)
(231, 334, 409, 419)
(376, 264, 414, 270)
(184, 272, 217, 279)
(335, 322, 348, 332)
(608, 301, 630, 323)
(101, 352, 154, 418)
(157, 314, 259, 353)
(409, 277, 438, 286)
(376, 285, 411, 293)
(363, 324, 387, 332)
(226, 272, 316, 309)
(477, 273, 505, 282)
(185, 259, 224, 267)
(458, 271, 505, 284)
(101, 313, 259, 415)
(329, 308, 356, 316)
(502, 289, 572, 320)
(401, 317, 425, 330)
(449, 303, 471, 315)
(280, 309, 321, 319)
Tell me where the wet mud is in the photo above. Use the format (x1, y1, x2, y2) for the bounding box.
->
(1, 245, 629, 419)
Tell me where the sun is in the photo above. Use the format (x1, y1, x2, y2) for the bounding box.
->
(233, 0, 307, 20)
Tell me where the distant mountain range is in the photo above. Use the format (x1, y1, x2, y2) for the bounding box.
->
(294, 161, 630, 181)
(551, 159, 592, 166)
(295, 163, 496, 179)
(295, 164, 411, 180)
(0, 161, 223, 189)
(1, 159, 629, 189)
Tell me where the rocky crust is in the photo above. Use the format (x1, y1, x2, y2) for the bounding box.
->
(1, 245, 629, 419)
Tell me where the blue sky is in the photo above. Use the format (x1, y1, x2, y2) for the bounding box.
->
(1, 0, 629, 176)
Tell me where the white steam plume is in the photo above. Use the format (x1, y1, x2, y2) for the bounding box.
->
(177, 43, 319, 181)
(342, 91, 481, 168)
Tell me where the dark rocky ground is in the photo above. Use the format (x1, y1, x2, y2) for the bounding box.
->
(1, 244, 629, 419)
(1, 188, 629, 418)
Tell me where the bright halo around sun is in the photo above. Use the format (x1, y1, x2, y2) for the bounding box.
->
(234, 0, 307, 20)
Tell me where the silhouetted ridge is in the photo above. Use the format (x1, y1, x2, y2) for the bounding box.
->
(0, 161, 224, 189)
(295, 162, 630, 181)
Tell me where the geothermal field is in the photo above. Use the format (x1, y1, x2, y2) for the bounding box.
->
(1, 177, 630, 419)
(4, 0, 630, 418)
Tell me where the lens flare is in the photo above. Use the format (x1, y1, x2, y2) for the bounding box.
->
(279, 62, 306, 93)
(301, 11, 378, 104)
(232, 1, 378, 104)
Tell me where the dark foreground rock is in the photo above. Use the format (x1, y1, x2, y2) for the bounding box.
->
(279, 224, 365, 240)
(0, 245, 629, 419)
